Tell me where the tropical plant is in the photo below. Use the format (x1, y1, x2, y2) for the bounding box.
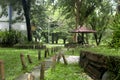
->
(89, 0, 112, 45)
(109, 13, 120, 48)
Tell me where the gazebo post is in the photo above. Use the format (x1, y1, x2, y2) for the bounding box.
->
(82, 33, 84, 45)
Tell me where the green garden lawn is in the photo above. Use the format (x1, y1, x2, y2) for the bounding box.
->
(45, 63, 92, 80)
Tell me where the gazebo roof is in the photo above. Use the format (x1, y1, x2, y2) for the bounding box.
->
(70, 26, 96, 33)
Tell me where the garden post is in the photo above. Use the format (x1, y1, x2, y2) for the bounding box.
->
(62, 54, 68, 65)
(51, 55, 57, 71)
(38, 50, 41, 60)
(20, 54, 27, 69)
(0, 60, 5, 80)
(57, 53, 61, 63)
(40, 61, 45, 80)
(27, 54, 32, 63)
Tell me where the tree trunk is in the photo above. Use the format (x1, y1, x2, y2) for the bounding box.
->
(52, 33, 54, 44)
(74, 0, 82, 43)
(94, 33, 103, 46)
(22, 0, 32, 41)
(63, 38, 66, 44)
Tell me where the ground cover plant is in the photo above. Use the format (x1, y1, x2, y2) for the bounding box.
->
(45, 63, 90, 80)
(0, 48, 46, 80)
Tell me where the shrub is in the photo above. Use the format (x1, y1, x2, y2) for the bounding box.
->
(13, 42, 46, 49)
(108, 14, 120, 48)
(108, 31, 120, 48)
(0, 30, 22, 47)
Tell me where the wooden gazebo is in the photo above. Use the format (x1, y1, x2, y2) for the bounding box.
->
(69, 26, 96, 45)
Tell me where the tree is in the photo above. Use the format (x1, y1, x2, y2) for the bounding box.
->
(89, 0, 112, 45)
(21, 0, 32, 41)
(108, 1, 120, 48)
(0, 0, 35, 41)
(48, 0, 102, 42)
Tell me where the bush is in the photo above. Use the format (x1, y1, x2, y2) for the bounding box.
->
(108, 31, 120, 48)
(0, 30, 22, 47)
(108, 14, 120, 48)
(13, 42, 46, 49)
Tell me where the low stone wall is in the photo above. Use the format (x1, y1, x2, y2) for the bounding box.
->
(79, 51, 120, 80)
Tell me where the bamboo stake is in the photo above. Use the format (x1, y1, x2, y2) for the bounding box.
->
(27, 55, 32, 63)
(61, 54, 68, 65)
(0, 60, 5, 80)
(20, 54, 27, 69)
(40, 61, 45, 80)
(51, 55, 57, 71)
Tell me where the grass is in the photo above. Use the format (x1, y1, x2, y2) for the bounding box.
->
(1, 44, 120, 80)
(79, 46, 120, 56)
(64, 45, 120, 57)
(45, 63, 90, 80)
(0, 48, 46, 80)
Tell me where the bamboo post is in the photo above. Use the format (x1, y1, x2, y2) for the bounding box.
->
(38, 50, 41, 60)
(40, 61, 45, 80)
(61, 54, 68, 65)
(20, 54, 27, 69)
(0, 60, 5, 80)
(57, 53, 62, 63)
(27, 55, 32, 63)
(51, 55, 57, 71)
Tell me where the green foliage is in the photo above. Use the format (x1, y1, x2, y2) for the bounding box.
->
(109, 14, 120, 48)
(0, 30, 22, 47)
(45, 64, 89, 80)
(88, 0, 112, 46)
(109, 31, 120, 48)
(14, 42, 46, 49)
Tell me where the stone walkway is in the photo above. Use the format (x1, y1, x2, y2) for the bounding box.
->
(15, 58, 52, 80)
(15, 54, 92, 80)
(60, 55, 79, 64)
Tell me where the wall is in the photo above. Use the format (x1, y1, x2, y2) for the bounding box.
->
(79, 51, 120, 80)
